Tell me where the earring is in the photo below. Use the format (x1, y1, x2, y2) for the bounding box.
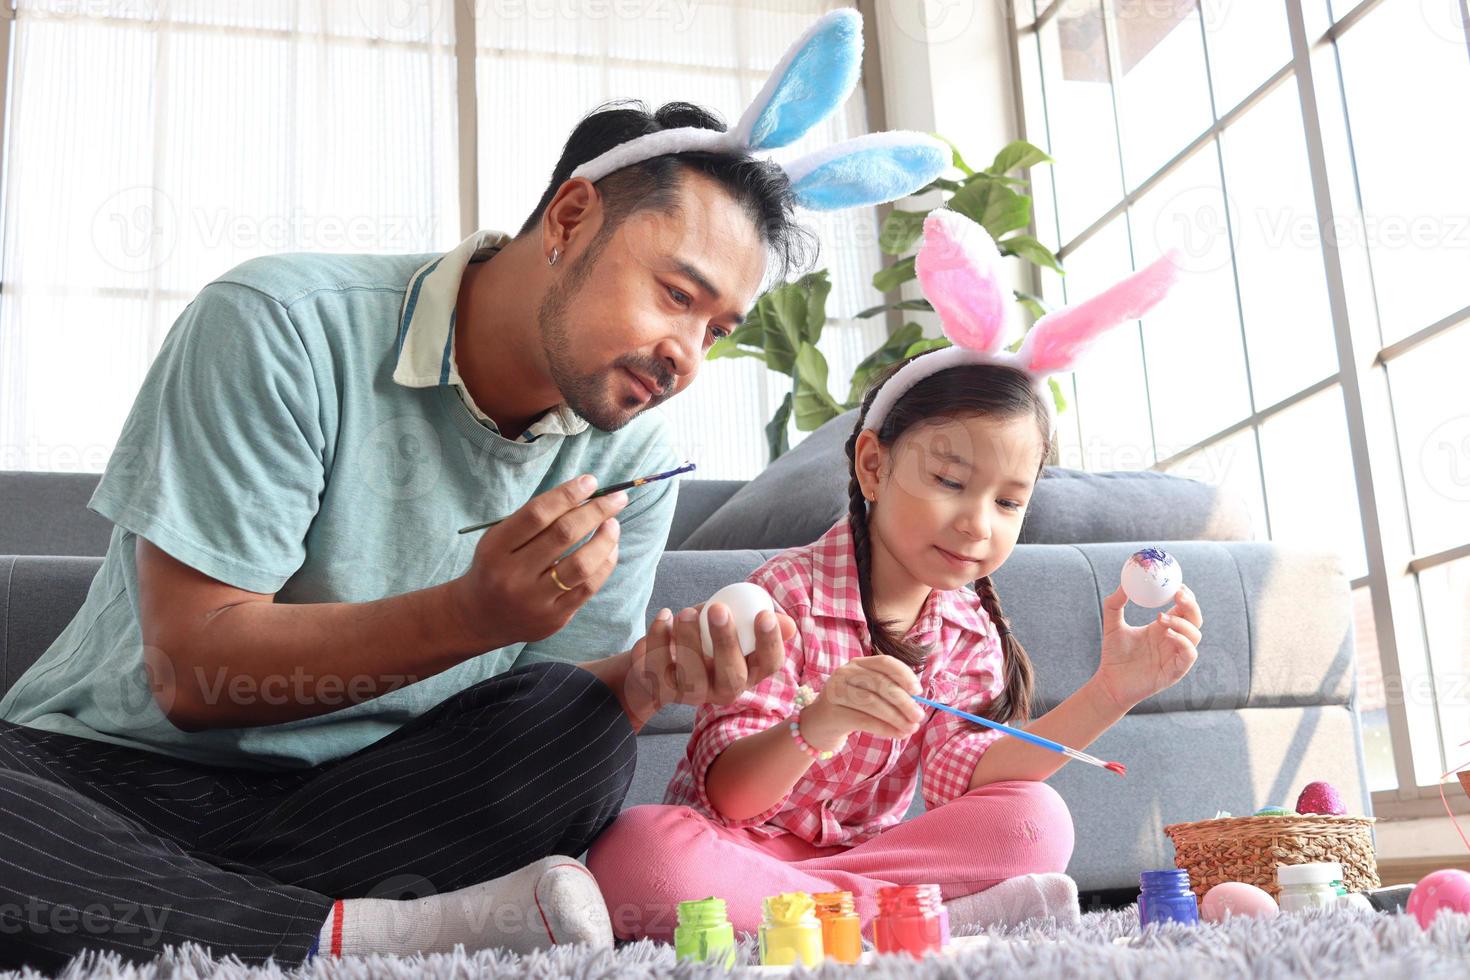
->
(548, 248, 560, 267)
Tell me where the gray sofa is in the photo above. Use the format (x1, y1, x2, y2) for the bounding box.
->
(0, 420, 1371, 894)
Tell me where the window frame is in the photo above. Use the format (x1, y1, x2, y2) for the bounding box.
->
(1008, 0, 1470, 818)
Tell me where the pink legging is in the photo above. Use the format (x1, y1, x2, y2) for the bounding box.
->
(586, 780, 1074, 941)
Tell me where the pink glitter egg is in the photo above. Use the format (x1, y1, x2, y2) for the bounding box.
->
(1295, 781, 1347, 816)
(1201, 882, 1279, 923)
(1407, 869, 1470, 928)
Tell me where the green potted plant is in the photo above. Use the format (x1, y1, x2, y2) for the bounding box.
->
(709, 138, 1065, 461)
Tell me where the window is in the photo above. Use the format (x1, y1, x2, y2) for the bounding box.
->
(1014, 0, 1470, 802)
(0, 0, 875, 481)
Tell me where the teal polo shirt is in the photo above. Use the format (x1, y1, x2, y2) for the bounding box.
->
(0, 230, 678, 770)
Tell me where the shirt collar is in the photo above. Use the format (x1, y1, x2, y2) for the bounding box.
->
(810, 518, 991, 638)
(392, 229, 589, 441)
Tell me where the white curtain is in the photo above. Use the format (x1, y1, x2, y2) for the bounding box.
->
(0, 0, 460, 471)
(0, 0, 883, 480)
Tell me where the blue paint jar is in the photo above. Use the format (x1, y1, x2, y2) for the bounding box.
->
(1139, 869, 1200, 927)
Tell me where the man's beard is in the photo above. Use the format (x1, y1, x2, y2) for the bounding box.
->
(537, 248, 673, 432)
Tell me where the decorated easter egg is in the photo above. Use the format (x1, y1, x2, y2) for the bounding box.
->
(1408, 869, 1470, 928)
(699, 583, 777, 658)
(1121, 548, 1183, 608)
(1295, 781, 1347, 816)
(1201, 882, 1279, 923)
(1253, 805, 1294, 817)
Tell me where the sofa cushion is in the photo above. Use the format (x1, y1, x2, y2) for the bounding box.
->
(0, 555, 106, 697)
(1018, 468, 1253, 545)
(665, 479, 745, 551)
(681, 410, 861, 552)
(680, 411, 1253, 550)
(0, 471, 111, 557)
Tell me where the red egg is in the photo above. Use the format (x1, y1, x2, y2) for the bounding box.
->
(1408, 869, 1470, 928)
(1295, 781, 1347, 816)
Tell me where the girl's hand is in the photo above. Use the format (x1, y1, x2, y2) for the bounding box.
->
(800, 656, 925, 752)
(1095, 584, 1203, 711)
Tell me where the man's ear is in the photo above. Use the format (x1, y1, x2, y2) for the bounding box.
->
(542, 176, 602, 258)
(853, 429, 887, 502)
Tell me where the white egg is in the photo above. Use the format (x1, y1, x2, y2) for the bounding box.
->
(698, 582, 777, 657)
(1121, 548, 1183, 608)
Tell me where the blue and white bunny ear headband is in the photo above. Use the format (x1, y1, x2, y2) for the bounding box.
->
(568, 9, 948, 212)
(864, 209, 1185, 432)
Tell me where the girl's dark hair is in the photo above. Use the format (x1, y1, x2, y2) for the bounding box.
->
(517, 99, 818, 282)
(844, 353, 1052, 726)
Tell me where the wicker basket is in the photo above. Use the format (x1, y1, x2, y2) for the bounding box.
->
(1163, 814, 1379, 900)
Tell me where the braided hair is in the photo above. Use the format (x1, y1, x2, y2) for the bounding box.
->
(843, 354, 1046, 726)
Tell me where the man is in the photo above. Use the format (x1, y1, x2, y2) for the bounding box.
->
(0, 5, 950, 961)
(0, 101, 807, 968)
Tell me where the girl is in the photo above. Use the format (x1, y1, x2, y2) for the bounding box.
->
(588, 210, 1203, 940)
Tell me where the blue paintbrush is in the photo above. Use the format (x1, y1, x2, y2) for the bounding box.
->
(912, 695, 1127, 776)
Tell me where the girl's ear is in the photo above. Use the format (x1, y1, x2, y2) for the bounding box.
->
(854, 428, 887, 502)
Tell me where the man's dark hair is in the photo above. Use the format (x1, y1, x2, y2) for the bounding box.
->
(517, 99, 818, 283)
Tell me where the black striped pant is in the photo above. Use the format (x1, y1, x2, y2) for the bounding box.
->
(0, 661, 637, 971)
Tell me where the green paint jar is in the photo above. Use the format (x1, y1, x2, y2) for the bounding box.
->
(674, 897, 737, 968)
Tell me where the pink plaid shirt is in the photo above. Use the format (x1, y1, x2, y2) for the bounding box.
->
(664, 518, 1008, 847)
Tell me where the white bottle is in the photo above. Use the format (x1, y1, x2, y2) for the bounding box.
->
(1276, 862, 1342, 913)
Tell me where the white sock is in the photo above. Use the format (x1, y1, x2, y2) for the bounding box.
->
(943, 873, 1080, 931)
(315, 856, 612, 957)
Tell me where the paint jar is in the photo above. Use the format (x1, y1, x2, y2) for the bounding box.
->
(758, 892, 823, 967)
(674, 897, 736, 968)
(812, 890, 862, 964)
(1138, 869, 1200, 927)
(873, 884, 948, 958)
(1276, 862, 1343, 913)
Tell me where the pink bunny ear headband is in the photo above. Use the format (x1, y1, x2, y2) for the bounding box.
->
(862, 208, 1184, 433)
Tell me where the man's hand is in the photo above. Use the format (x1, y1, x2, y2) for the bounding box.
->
(448, 474, 629, 651)
(618, 602, 795, 723)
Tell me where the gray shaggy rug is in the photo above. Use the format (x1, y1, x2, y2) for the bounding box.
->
(7, 906, 1470, 979)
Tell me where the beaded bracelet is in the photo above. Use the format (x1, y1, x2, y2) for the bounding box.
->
(789, 684, 841, 761)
